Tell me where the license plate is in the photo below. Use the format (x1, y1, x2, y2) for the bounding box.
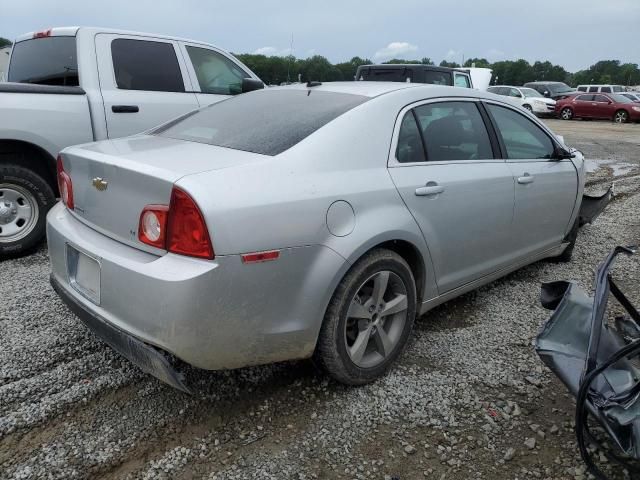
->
(66, 244, 101, 304)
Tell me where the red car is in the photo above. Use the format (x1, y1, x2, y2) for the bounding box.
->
(556, 92, 640, 123)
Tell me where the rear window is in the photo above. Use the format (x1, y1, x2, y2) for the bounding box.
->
(155, 89, 369, 156)
(358, 68, 413, 82)
(8, 36, 78, 86)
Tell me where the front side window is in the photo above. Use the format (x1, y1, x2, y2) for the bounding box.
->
(486, 104, 554, 160)
(396, 112, 426, 163)
(578, 86, 587, 92)
(413, 102, 494, 161)
(509, 88, 522, 98)
(601, 86, 612, 93)
(576, 94, 594, 101)
(111, 39, 184, 92)
(454, 74, 471, 88)
(186, 46, 250, 95)
(8, 37, 78, 86)
(612, 86, 624, 92)
(594, 95, 609, 103)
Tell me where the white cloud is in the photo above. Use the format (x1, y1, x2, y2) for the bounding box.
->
(486, 48, 505, 60)
(445, 49, 460, 60)
(252, 46, 292, 57)
(374, 42, 418, 60)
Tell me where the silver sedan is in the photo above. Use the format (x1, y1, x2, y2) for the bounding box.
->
(48, 82, 587, 392)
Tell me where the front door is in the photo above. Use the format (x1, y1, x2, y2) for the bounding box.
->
(484, 103, 578, 257)
(95, 34, 200, 139)
(388, 100, 516, 293)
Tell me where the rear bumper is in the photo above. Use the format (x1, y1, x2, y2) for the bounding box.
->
(47, 203, 347, 377)
(51, 274, 191, 393)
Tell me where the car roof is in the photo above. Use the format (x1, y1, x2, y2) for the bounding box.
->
(14, 26, 225, 49)
(357, 64, 469, 74)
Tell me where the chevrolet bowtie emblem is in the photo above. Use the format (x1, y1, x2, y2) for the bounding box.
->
(92, 177, 108, 191)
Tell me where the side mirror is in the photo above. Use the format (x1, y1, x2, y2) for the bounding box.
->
(553, 146, 575, 160)
(543, 90, 550, 97)
(241, 78, 265, 93)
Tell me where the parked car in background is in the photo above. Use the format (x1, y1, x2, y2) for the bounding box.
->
(556, 92, 640, 123)
(576, 84, 626, 93)
(0, 46, 10, 81)
(49, 82, 591, 391)
(621, 92, 640, 103)
(0, 27, 263, 257)
(356, 64, 473, 88)
(524, 81, 575, 100)
(487, 85, 556, 116)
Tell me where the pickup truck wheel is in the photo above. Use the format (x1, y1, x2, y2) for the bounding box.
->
(314, 249, 417, 385)
(0, 165, 55, 257)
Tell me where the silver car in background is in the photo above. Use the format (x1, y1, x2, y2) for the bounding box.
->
(48, 82, 586, 392)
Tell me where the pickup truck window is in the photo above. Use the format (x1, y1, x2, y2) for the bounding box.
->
(7, 37, 78, 86)
(111, 39, 184, 93)
(186, 46, 250, 95)
(454, 74, 471, 88)
(424, 71, 450, 85)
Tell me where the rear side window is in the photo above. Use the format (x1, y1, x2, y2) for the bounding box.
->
(588, 86, 599, 92)
(111, 39, 184, 92)
(577, 86, 587, 92)
(396, 113, 426, 163)
(486, 104, 554, 160)
(155, 89, 368, 156)
(612, 86, 624, 92)
(601, 86, 611, 93)
(8, 37, 78, 86)
(414, 102, 494, 161)
(576, 94, 594, 101)
(424, 70, 452, 85)
(186, 46, 250, 95)
(454, 74, 471, 88)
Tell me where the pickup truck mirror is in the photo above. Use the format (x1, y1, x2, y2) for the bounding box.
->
(543, 91, 550, 97)
(241, 78, 265, 93)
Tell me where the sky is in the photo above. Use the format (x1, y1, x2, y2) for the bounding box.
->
(1, 0, 638, 72)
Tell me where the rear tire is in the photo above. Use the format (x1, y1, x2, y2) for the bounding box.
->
(560, 107, 574, 120)
(314, 249, 417, 385)
(614, 110, 629, 124)
(0, 164, 55, 258)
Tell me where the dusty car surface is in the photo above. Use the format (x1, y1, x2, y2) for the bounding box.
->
(48, 82, 592, 391)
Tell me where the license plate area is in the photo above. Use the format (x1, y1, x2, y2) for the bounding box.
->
(66, 244, 101, 304)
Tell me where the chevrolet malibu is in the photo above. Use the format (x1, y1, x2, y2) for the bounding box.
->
(48, 82, 589, 392)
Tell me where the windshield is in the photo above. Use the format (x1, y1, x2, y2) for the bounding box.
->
(548, 83, 574, 94)
(8, 36, 78, 86)
(521, 88, 543, 98)
(611, 94, 632, 103)
(155, 89, 369, 156)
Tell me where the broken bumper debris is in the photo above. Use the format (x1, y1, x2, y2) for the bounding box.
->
(536, 246, 639, 479)
(579, 185, 614, 227)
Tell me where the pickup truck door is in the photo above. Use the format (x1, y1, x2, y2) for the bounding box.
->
(178, 42, 254, 107)
(95, 34, 200, 138)
(388, 100, 517, 293)
(484, 102, 577, 258)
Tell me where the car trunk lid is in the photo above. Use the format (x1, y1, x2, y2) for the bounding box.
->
(61, 135, 265, 252)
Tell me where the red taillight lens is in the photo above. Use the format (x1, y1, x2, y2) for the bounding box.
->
(56, 155, 74, 209)
(167, 188, 214, 259)
(138, 205, 168, 249)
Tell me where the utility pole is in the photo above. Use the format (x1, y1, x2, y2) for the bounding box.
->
(286, 33, 294, 84)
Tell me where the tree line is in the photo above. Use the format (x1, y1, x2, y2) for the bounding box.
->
(235, 53, 640, 88)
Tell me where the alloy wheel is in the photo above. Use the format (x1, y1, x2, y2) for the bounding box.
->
(614, 111, 628, 124)
(561, 108, 573, 120)
(0, 184, 39, 243)
(344, 270, 409, 368)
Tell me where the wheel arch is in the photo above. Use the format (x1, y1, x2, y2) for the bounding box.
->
(0, 140, 58, 195)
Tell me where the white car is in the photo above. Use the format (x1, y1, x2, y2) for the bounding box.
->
(487, 86, 556, 116)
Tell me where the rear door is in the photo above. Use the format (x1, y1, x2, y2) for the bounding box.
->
(484, 102, 577, 257)
(178, 43, 253, 107)
(388, 99, 516, 293)
(95, 34, 199, 139)
(572, 94, 594, 117)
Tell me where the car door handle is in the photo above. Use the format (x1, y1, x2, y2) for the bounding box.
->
(415, 182, 445, 196)
(112, 105, 139, 113)
(517, 173, 535, 184)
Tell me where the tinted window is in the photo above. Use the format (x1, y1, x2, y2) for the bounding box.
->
(601, 86, 611, 93)
(612, 86, 624, 92)
(577, 86, 587, 92)
(588, 86, 599, 92)
(358, 68, 413, 82)
(186, 46, 250, 95)
(576, 94, 594, 101)
(424, 70, 452, 85)
(8, 37, 78, 86)
(414, 102, 494, 161)
(111, 39, 184, 92)
(396, 113, 426, 163)
(155, 89, 368, 156)
(487, 87, 500, 94)
(487, 104, 554, 160)
(593, 95, 609, 102)
(454, 73, 471, 88)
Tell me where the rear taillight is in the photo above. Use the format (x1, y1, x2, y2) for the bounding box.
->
(56, 155, 74, 209)
(138, 187, 214, 259)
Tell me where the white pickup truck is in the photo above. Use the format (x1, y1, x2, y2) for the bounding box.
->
(0, 27, 263, 256)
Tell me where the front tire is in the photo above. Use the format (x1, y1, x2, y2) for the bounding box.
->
(523, 104, 533, 112)
(0, 164, 55, 257)
(560, 107, 574, 120)
(614, 110, 629, 124)
(314, 249, 417, 385)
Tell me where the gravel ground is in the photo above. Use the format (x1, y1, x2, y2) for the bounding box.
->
(1, 119, 639, 480)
